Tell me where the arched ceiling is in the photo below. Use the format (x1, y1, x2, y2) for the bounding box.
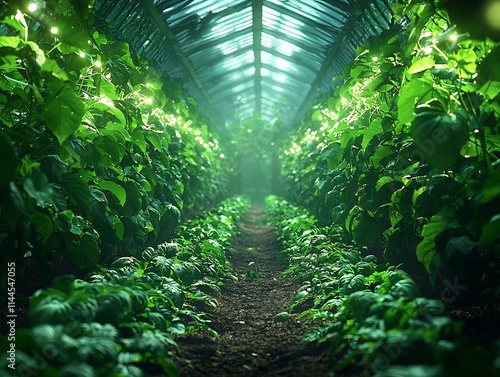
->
(94, 0, 395, 129)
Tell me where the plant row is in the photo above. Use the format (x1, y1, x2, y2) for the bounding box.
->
(280, 0, 500, 303)
(264, 196, 500, 377)
(0, 195, 250, 377)
(0, 1, 229, 290)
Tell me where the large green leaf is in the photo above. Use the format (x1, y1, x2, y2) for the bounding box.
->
(66, 233, 101, 268)
(61, 173, 90, 217)
(397, 78, 434, 125)
(122, 181, 143, 215)
(23, 170, 54, 206)
(41, 59, 69, 81)
(98, 179, 126, 206)
(410, 105, 469, 169)
(416, 215, 447, 282)
(42, 85, 84, 145)
(30, 212, 54, 243)
(408, 56, 435, 74)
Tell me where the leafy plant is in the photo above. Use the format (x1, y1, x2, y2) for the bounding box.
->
(279, 0, 500, 304)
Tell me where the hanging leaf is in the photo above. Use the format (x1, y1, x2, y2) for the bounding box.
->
(23, 170, 54, 206)
(41, 59, 69, 81)
(42, 85, 84, 145)
(408, 56, 435, 74)
(397, 78, 434, 125)
(479, 214, 500, 249)
(61, 173, 91, 217)
(410, 104, 469, 169)
(122, 181, 143, 215)
(416, 215, 447, 282)
(66, 233, 101, 268)
(29, 212, 54, 243)
(98, 179, 126, 206)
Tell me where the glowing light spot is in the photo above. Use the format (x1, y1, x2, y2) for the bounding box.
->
(372, 56, 378, 62)
(449, 33, 458, 41)
(145, 98, 153, 105)
(219, 153, 225, 158)
(78, 51, 85, 58)
(50, 27, 58, 34)
(28, 3, 38, 12)
(485, 0, 500, 30)
(94, 60, 102, 68)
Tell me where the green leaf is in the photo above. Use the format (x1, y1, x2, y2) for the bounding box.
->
(416, 215, 447, 282)
(42, 85, 84, 145)
(98, 179, 127, 206)
(376, 176, 395, 191)
(41, 59, 69, 81)
(479, 214, 500, 249)
(410, 105, 469, 169)
(122, 181, 143, 215)
(23, 170, 54, 206)
(344, 291, 378, 321)
(408, 56, 435, 74)
(66, 233, 101, 268)
(389, 279, 420, 300)
(397, 78, 434, 125)
(107, 213, 125, 240)
(146, 132, 164, 151)
(0, 35, 21, 48)
(131, 128, 147, 154)
(361, 119, 383, 149)
(50, 15, 90, 50)
(274, 312, 291, 322)
(478, 81, 500, 100)
(29, 297, 72, 325)
(167, 322, 186, 335)
(61, 173, 90, 216)
(0, 132, 19, 185)
(30, 212, 54, 243)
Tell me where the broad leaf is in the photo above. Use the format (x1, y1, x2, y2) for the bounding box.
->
(410, 105, 469, 169)
(98, 179, 126, 206)
(408, 56, 435, 74)
(66, 233, 101, 268)
(42, 85, 84, 145)
(61, 173, 91, 217)
(416, 215, 447, 282)
(397, 78, 433, 125)
(30, 212, 54, 243)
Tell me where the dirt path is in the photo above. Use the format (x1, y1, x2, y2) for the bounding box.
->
(174, 206, 335, 377)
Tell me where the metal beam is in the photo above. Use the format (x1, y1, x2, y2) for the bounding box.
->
(252, 0, 263, 117)
(292, 0, 376, 125)
(138, 0, 213, 107)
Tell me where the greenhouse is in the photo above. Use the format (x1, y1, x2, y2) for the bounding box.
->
(0, 0, 499, 376)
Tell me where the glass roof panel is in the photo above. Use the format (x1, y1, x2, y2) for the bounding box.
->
(95, 0, 397, 127)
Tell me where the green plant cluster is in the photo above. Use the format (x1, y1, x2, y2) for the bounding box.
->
(280, 0, 500, 303)
(0, 1, 230, 282)
(0, 195, 250, 377)
(264, 196, 500, 377)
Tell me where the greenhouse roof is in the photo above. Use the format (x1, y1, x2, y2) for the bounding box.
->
(94, 0, 395, 128)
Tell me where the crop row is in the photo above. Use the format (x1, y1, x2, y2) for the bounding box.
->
(0, 2, 230, 293)
(280, 0, 500, 304)
(0, 195, 250, 377)
(265, 195, 500, 377)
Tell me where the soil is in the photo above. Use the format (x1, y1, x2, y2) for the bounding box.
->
(172, 205, 338, 377)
